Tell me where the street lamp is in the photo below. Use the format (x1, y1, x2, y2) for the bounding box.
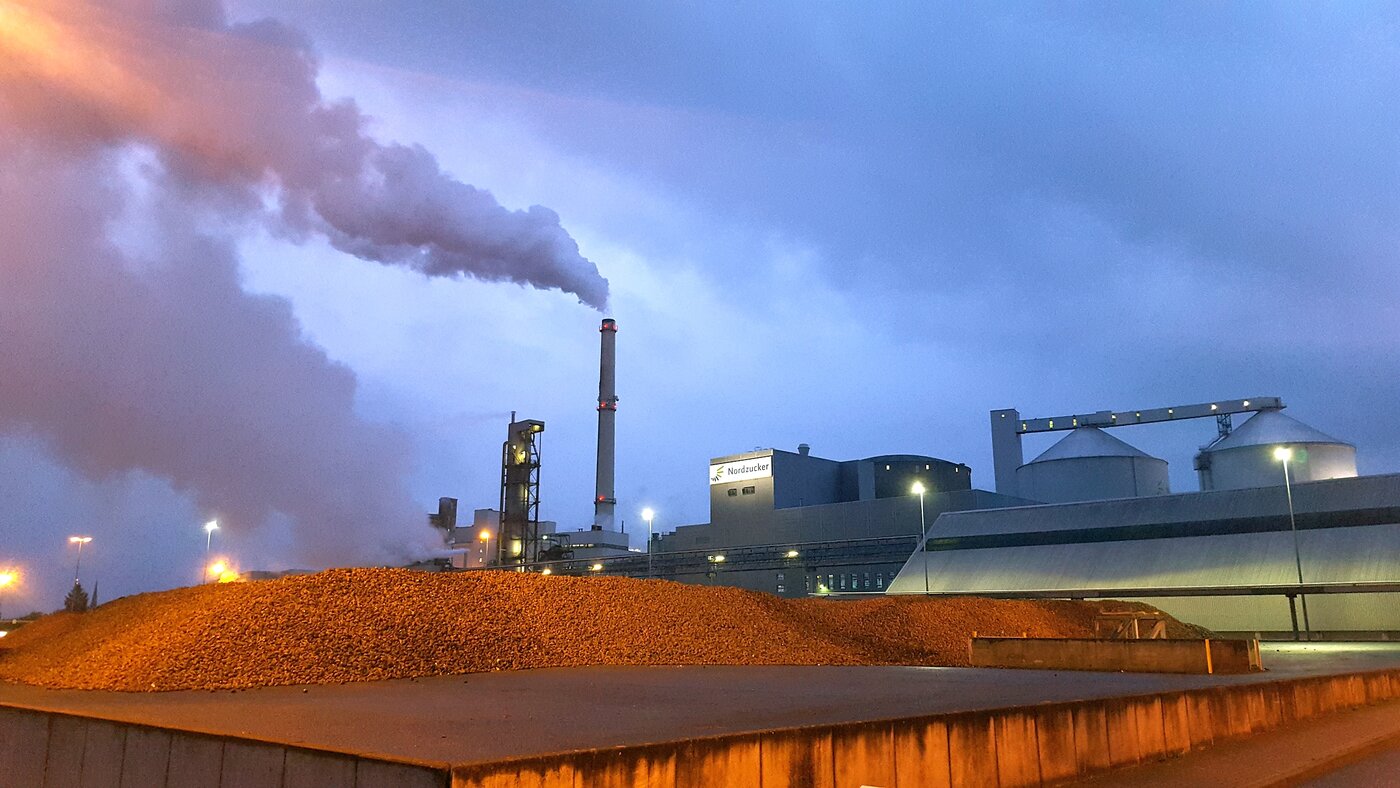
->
(642, 508, 655, 578)
(68, 536, 92, 586)
(477, 528, 492, 566)
(1274, 446, 1310, 638)
(911, 482, 929, 595)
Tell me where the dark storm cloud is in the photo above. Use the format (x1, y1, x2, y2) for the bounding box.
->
(242, 0, 1400, 483)
(248, 1, 1398, 285)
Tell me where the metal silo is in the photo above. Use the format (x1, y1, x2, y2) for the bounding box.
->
(1195, 410, 1356, 491)
(1015, 427, 1171, 504)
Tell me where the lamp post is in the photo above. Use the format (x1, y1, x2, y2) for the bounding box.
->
(1274, 446, 1310, 638)
(642, 508, 655, 578)
(203, 520, 218, 584)
(68, 536, 92, 586)
(912, 482, 929, 595)
(478, 528, 492, 567)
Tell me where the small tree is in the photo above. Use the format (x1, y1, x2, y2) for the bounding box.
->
(63, 583, 89, 613)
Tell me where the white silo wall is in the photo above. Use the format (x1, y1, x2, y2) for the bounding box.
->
(1205, 443, 1358, 492)
(1016, 455, 1171, 504)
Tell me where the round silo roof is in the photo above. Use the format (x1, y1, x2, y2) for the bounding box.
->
(1208, 410, 1352, 451)
(1026, 426, 1157, 464)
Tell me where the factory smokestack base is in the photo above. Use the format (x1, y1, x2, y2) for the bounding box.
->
(594, 319, 619, 531)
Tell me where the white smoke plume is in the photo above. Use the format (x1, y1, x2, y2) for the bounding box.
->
(0, 0, 607, 566)
(0, 0, 610, 308)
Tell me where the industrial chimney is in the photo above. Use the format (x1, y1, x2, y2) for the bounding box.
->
(594, 318, 618, 530)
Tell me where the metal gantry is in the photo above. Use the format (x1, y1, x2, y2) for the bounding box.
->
(498, 418, 545, 567)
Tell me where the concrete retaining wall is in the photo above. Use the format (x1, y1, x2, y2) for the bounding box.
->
(3, 667, 1399, 788)
(0, 706, 447, 788)
(969, 637, 1263, 674)
(452, 668, 1400, 788)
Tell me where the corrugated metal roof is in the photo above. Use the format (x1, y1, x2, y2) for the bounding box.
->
(1027, 426, 1156, 463)
(1209, 410, 1352, 452)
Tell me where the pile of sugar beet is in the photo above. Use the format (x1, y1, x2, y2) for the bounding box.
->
(0, 569, 1207, 691)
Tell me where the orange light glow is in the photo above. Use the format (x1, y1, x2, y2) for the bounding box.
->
(0, 2, 155, 111)
(478, 529, 491, 542)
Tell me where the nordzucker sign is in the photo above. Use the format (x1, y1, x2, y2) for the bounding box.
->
(709, 457, 772, 485)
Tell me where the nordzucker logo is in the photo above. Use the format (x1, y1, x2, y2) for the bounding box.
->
(711, 458, 770, 483)
(728, 462, 768, 476)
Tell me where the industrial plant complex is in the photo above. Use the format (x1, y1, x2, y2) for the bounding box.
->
(428, 317, 1398, 641)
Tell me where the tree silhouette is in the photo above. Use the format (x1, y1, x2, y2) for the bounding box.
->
(63, 583, 89, 613)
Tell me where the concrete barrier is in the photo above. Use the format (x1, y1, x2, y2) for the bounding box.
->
(969, 637, 1263, 674)
(4, 665, 1400, 788)
(449, 666, 1400, 788)
(0, 707, 448, 788)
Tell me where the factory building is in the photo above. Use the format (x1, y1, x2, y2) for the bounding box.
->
(542, 526, 634, 563)
(438, 506, 557, 570)
(653, 446, 1027, 596)
(890, 401, 1399, 637)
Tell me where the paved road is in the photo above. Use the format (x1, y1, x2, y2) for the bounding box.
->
(0, 643, 1396, 766)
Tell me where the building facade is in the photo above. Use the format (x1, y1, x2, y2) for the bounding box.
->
(650, 446, 1025, 597)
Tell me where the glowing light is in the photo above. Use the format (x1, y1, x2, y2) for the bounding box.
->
(642, 508, 655, 522)
(68, 536, 92, 544)
(1274, 446, 1294, 462)
(541, 567, 553, 575)
(208, 561, 228, 576)
(478, 529, 491, 542)
(710, 554, 726, 563)
(0, 572, 15, 588)
(589, 563, 603, 571)
(785, 550, 799, 559)
(911, 481, 925, 496)
(204, 520, 218, 534)
(217, 570, 240, 583)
